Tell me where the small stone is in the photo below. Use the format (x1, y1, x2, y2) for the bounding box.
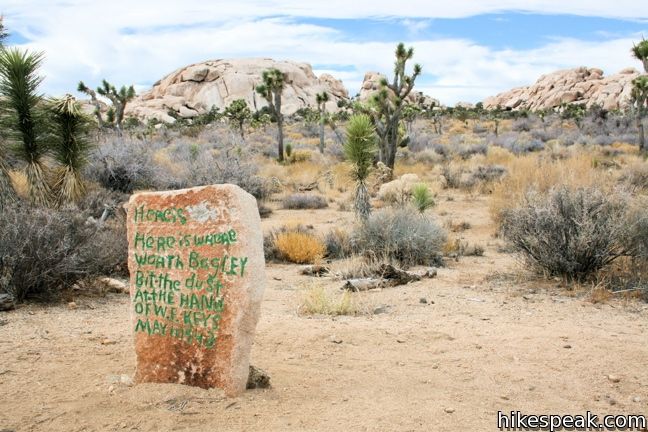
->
(246, 365, 271, 389)
(67, 302, 77, 310)
(444, 407, 455, 414)
(108, 385, 115, 393)
(607, 374, 621, 383)
(563, 344, 572, 349)
(500, 395, 509, 400)
(101, 339, 117, 345)
(330, 336, 343, 344)
(373, 305, 389, 315)
(632, 396, 642, 403)
(608, 398, 617, 406)
(419, 298, 428, 304)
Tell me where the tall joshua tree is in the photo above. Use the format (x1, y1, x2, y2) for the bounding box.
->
(632, 76, 648, 151)
(369, 43, 421, 172)
(49, 95, 93, 205)
(316, 91, 329, 154)
(256, 68, 286, 161)
(0, 48, 51, 206)
(632, 38, 648, 73)
(344, 114, 377, 221)
(78, 79, 135, 130)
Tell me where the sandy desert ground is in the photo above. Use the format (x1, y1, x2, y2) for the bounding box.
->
(1, 192, 647, 432)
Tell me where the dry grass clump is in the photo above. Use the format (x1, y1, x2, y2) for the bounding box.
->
(297, 283, 366, 316)
(274, 231, 326, 264)
(490, 153, 605, 225)
(620, 162, 648, 192)
(282, 193, 328, 210)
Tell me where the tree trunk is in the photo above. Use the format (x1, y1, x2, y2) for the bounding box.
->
(275, 93, 284, 162)
(318, 116, 325, 154)
(639, 116, 646, 151)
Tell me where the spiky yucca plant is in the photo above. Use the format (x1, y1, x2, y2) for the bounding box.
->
(256, 68, 286, 161)
(49, 94, 93, 205)
(344, 114, 377, 221)
(0, 47, 51, 206)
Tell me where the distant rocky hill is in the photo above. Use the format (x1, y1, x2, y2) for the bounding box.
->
(483, 67, 641, 111)
(358, 72, 441, 109)
(125, 59, 349, 123)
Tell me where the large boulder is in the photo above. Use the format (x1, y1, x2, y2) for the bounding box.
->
(483, 67, 641, 111)
(126, 59, 350, 123)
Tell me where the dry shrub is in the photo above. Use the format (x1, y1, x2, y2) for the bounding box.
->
(0, 201, 127, 302)
(490, 153, 605, 226)
(620, 162, 648, 192)
(298, 283, 365, 316)
(501, 187, 630, 281)
(274, 231, 325, 264)
(351, 208, 446, 267)
(324, 228, 353, 259)
(282, 193, 328, 210)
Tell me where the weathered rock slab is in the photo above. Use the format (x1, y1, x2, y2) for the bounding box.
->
(126, 184, 266, 396)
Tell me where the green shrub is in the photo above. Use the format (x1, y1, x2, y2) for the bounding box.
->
(351, 208, 446, 267)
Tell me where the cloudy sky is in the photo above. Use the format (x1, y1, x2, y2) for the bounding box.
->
(2, 1, 647, 105)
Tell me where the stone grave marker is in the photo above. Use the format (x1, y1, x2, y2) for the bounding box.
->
(126, 184, 265, 396)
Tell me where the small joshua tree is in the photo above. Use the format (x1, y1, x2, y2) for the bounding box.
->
(78, 79, 135, 130)
(49, 95, 93, 205)
(0, 48, 51, 206)
(632, 75, 648, 151)
(369, 43, 421, 172)
(224, 99, 251, 138)
(344, 114, 377, 221)
(632, 38, 648, 73)
(256, 68, 286, 161)
(316, 91, 329, 154)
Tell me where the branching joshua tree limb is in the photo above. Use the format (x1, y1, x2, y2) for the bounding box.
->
(256, 69, 286, 162)
(77, 81, 104, 128)
(224, 99, 252, 138)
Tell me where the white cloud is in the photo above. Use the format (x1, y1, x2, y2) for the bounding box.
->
(1, 1, 647, 105)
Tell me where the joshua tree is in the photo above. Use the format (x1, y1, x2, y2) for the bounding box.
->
(631, 75, 648, 151)
(316, 91, 329, 154)
(344, 114, 377, 221)
(49, 95, 93, 205)
(0, 48, 51, 206)
(256, 68, 286, 162)
(78, 79, 135, 130)
(632, 39, 648, 73)
(224, 99, 251, 138)
(368, 43, 421, 172)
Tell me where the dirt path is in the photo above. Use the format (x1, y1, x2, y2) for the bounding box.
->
(1, 194, 647, 432)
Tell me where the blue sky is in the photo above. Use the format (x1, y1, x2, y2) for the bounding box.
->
(2, 1, 647, 105)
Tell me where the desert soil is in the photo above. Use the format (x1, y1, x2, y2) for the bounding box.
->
(1, 193, 647, 432)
